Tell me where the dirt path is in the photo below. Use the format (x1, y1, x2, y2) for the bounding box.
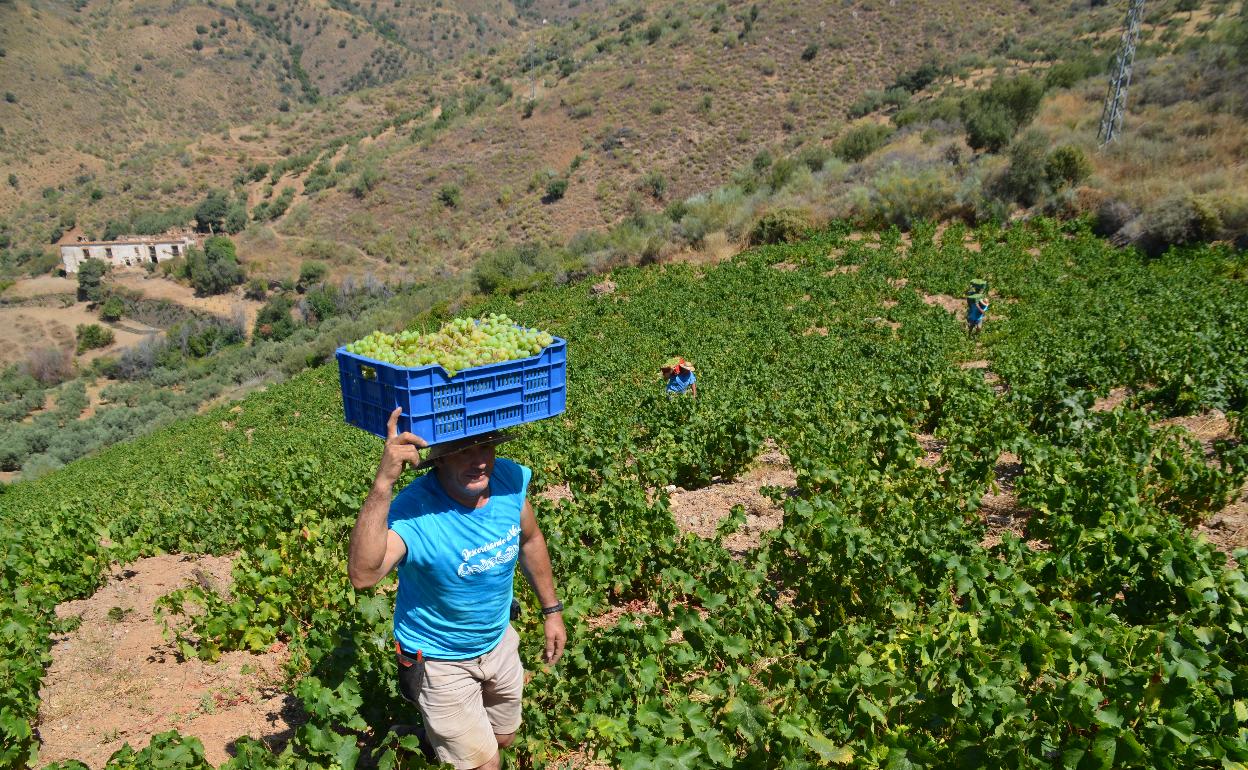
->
(667, 440, 796, 556)
(38, 554, 303, 768)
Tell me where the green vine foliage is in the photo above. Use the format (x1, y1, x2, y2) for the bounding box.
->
(2, 218, 1248, 768)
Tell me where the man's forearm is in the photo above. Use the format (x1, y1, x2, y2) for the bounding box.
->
(519, 531, 559, 606)
(348, 481, 393, 587)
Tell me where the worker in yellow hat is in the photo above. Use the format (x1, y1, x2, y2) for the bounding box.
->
(661, 357, 697, 397)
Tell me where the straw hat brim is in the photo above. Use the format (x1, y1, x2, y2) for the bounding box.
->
(420, 430, 515, 466)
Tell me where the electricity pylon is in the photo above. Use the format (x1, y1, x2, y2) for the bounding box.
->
(1098, 0, 1147, 145)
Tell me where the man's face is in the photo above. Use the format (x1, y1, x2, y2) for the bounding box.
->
(435, 442, 497, 502)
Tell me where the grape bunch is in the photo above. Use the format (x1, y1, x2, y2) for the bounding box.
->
(345, 314, 556, 377)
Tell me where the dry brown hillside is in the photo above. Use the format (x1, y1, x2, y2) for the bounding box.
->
(0, 0, 602, 209)
(2, 0, 1075, 283)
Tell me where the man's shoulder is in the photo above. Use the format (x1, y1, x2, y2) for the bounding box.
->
(390, 473, 442, 522)
(493, 457, 531, 495)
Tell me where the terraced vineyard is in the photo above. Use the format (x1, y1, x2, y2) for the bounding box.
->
(3, 219, 1247, 768)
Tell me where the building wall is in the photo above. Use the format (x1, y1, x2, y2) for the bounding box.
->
(60, 238, 195, 274)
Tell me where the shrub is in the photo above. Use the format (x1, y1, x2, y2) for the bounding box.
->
(961, 76, 1046, 152)
(1044, 145, 1092, 188)
(861, 165, 959, 229)
(472, 243, 560, 295)
(768, 158, 800, 191)
(437, 184, 461, 208)
(254, 293, 297, 341)
(77, 258, 108, 302)
(298, 260, 328, 290)
(244, 277, 267, 300)
(892, 62, 942, 93)
(194, 189, 230, 233)
(748, 208, 812, 245)
(796, 146, 833, 172)
(76, 323, 115, 353)
(187, 236, 245, 296)
(962, 100, 1015, 153)
(24, 348, 73, 385)
(835, 124, 894, 162)
(100, 296, 124, 322)
(1135, 191, 1222, 256)
(1002, 130, 1050, 206)
(641, 171, 666, 200)
(801, 44, 818, 61)
(544, 178, 568, 203)
(350, 165, 381, 199)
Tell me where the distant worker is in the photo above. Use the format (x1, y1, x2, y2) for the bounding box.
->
(965, 279, 990, 334)
(348, 408, 566, 770)
(661, 357, 697, 397)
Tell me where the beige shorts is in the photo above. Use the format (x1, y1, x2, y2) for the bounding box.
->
(397, 625, 524, 770)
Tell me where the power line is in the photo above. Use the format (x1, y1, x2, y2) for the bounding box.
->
(1098, 0, 1147, 145)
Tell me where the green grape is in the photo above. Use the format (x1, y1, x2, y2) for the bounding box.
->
(347, 314, 555, 377)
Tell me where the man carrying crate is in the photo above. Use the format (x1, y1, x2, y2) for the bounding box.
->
(348, 407, 567, 770)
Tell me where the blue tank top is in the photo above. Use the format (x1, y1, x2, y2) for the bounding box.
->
(387, 457, 530, 659)
(667, 370, 696, 393)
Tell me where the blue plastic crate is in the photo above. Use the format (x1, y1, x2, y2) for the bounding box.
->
(336, 336, 567, 443)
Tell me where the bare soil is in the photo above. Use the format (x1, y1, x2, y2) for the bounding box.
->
(38, 554, 304, 769)
(0, 304, 160, 368)
(3, 275, 77, 299)
(1092, 386, 1132, 412)
(922, 293, 965, 317)
(667, 441, 796, 557)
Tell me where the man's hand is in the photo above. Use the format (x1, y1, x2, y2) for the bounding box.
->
(543, 613, 567, 665)
(376, 407, 428, 489)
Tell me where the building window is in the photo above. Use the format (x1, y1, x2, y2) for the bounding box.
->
(149, 246, 158, 263)
(82, 248, 90, 260)
(171, 245, 180, 257)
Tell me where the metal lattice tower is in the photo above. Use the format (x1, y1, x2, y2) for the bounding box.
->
(1098, 0, 1147, 145)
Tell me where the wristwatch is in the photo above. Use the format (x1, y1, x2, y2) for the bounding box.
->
(540, 602, 564, 616)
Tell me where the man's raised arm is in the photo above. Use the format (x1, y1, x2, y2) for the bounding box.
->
(349, 407, 424, 589)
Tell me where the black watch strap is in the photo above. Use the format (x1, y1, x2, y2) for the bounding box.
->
(540, 602, 564, 616)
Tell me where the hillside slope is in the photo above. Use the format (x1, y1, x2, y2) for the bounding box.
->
(2, 220, 1247, 767)
(0, 0, 598, 206)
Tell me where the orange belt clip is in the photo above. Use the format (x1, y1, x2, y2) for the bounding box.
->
(395, 641, 424, 667)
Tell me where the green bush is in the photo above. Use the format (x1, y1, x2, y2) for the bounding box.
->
(437, 185, 462, 208)
(860, 165, 959, 229)
(187, 236, 245, 296)
(244, 277, 267, 300)
(298, 260, 328, 289)
(748, 208, 812, 245)
(76, 323, 115, 353)
(641, 171, 666, 201)
(77, 258, 108, 303)
(1044, 145, 1092, 188)
(350, 165, 381, 199)
(1002, 130, 1050, 206)
(472, 243, 560, 295)
(835, 123, 894, 162)
(1136, 191, 1223, 256)
(544, 178, 568, 202)
(254, 293, 297, 341)
(961, 75, 1046, 152)
(100, 296, 124, 322)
